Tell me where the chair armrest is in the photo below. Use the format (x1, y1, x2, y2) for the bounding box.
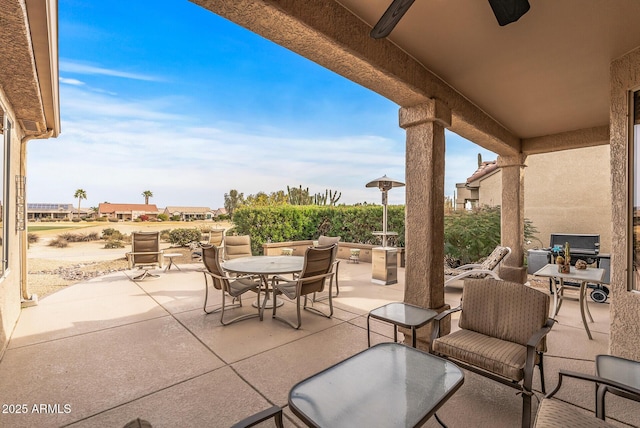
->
(547, 369, 640, 400)
(429, 306, 462, 351)
(526, 318, 556, 348)
(230, 405, 283, 428)
(523, 318, 556, 391)
(126, 251, 164, 268)
(457, 263, 483, 270)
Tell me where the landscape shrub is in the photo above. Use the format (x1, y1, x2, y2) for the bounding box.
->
(101, 228, 125, 240)
(170, 215, 181, 221)
(71, 218, 81, 222)
(95, 216, 108, 222)
(58, 232, 100, 242)
(104, 239, 125, 249)
(27, 233, 39, 244)
(167, 228, 201, 247)
(48, 237, 69, 248)
(108, 218, 119, 222)
(157, 213, 169, 221)
(139, 214, 149, 221)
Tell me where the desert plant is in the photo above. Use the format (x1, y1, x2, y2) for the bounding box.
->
(27, 233, 39, 244)
(48, 237, 69, 248)
(102, 228, 125, 241)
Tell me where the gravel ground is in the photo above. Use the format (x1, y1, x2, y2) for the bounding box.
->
(28, 246, 194, 299)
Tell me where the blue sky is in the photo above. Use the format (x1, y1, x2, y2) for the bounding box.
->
(27, 0, 496, 209)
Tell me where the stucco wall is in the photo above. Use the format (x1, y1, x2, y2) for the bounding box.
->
(0, 89, 25, 358)
(525, 146, 612, 253)
(478, 172, 502, 207)
(610, 46, 640, 358)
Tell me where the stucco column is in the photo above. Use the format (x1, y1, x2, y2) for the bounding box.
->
(497, 154, 528, 283)
(400, 100, 451, 349)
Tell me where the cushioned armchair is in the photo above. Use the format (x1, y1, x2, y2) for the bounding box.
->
(431, 278, 555, 428)
(534, 366, 640, 427)
(126, 232, 164, 280)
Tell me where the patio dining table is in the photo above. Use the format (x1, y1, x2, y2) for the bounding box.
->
(533, 263, 605, 340)
(222, 255, 304, 309)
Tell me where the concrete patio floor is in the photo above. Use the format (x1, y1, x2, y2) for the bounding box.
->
(0, 260, 637, 428)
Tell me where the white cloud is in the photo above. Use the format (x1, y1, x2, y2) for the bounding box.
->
(59, 77, 85, 86)
(59, 59, 162, 82)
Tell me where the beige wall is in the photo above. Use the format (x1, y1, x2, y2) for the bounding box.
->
(478, 172, 502, 207)
(0, 88, 26, 357)
(525, 146, 612, 253)
(610, 46, 640, 359)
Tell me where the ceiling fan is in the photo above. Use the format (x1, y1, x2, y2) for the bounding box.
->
(370, 0, 531, 39)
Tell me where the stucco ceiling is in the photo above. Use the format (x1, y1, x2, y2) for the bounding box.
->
(336, 0, 640, 139)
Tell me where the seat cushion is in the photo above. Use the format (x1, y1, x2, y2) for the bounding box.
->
(432, 329, 528, 381)
(534, 398, 615, 427)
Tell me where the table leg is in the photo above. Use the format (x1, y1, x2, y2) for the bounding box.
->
(579, 281, 593, 340)
(252, 275, 284, 309)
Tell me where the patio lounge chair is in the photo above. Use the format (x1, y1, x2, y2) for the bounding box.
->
(534, 366, 640, 427)
(431, 278, 554, 428)
(444, 245, 511, 286)
(201, 245, 263, 325)
(126, 232, 164, 280)
(271, 244, 337, 329)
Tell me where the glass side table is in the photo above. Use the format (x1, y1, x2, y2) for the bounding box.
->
(367, 302, 437, 348)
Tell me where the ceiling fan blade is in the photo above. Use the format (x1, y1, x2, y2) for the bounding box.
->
(488, 0, 530, 26)
(370, 0, 416, 39)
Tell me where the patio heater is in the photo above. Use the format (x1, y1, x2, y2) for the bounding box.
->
(366, 175, 405, 285)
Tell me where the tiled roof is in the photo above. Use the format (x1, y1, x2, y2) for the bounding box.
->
(98, 203, 158, 213)
(165, 206, 211, 213)
(466, 160, 498, 184)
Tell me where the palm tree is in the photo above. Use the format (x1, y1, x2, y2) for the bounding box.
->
(73, 189, 87, 219)
(142, 190, 153, 205)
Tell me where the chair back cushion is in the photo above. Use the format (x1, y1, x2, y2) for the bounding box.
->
(479, 246, 510, 271)
(300, 244, 336, 294)
(318, 235, 340, 246)
(459, 278, 550, 347)
(224, 235, 252, 259)
(202, 245, 224, 290)
(131, 232, 160, 264)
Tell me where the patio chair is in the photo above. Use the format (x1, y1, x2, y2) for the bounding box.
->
(201, 244, 263, 325)
(431, 278, 554, 428)
(224, 235, 252, 260)
(312, 235, 341, 301)
(534, 367, 640, 427)
(271, 244, 337, 329)
(444, 245, 511, 286)
(126, 232, 164, 280)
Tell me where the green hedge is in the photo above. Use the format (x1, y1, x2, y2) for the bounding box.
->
(232, 205, 405, 255)
(232, 205, 537, 261)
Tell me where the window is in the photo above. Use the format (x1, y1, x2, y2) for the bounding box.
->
(631, 90, 640, 291)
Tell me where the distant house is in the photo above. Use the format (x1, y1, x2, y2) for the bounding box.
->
(164, 206, 212, 221)
(27, 203, 74, 221)
(213, 207, 227, 217)
(98, 203, 159, 221)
